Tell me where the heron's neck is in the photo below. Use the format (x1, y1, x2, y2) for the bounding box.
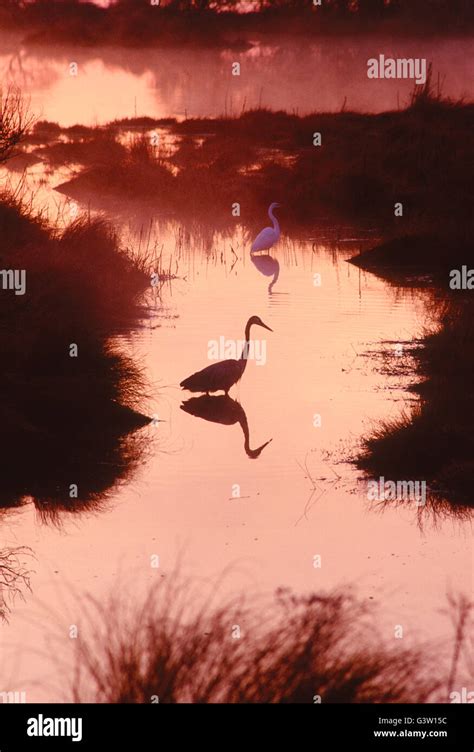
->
(239, 411, 251, 453)
(239, 322, 252, 362)
(268, 206, 280, 234)
(239, 412, 271, 459)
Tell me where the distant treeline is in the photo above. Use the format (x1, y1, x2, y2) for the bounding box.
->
(161, 0, 474, 15)
(0, 0, 473, 47)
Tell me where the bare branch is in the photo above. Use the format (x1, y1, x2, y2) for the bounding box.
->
(0, 546, 34, 621)
(0, 84, 35, 165)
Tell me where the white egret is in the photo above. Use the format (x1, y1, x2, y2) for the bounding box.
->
(251, 202, 281, 253)
(180, 316, 272, 395)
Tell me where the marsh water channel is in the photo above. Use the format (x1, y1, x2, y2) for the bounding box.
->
(0, 34, 472, 701)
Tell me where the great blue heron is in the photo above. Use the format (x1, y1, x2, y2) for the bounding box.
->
(251, 202, 281, 253)
(180, 315, 273, 395)
(181, 395, 272, 459)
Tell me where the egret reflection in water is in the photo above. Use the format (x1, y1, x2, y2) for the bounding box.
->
(181, 395, 272, 459)
(250, 250, 280, 294)
(250, 202, 282, 294)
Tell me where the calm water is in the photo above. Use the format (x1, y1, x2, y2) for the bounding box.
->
(0, 34, 472, 701)
(0, 34, 473, 124)
(0, 213, 471, 700)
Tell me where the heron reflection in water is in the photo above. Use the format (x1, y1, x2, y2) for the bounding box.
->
(181, 395, 272, 459)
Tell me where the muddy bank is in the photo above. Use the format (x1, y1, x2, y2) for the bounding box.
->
(348, 235, 472, 289)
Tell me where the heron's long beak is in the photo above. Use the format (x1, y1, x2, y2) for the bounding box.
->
(261, 322, 273, 332)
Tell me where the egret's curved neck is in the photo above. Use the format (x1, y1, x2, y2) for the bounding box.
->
(268, 205, 280, 234)
(239, 321, 253, 362)
(269, 263, 280, 293)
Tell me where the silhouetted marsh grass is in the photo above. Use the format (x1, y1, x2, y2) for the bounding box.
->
(49, 94, 473, 245)
(357, 297, 474, 509)
(0, 196, 148, 338)
(70, 577, 438, 704)
(37, 131, 127, 169)
(0, 190, 153, 516)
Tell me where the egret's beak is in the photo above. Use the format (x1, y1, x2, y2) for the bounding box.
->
(261, 322, 273, 332)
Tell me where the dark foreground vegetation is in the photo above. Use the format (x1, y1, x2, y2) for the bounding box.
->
(0, 83, 154, 517)
(0, 0, 473, 48)
(357, 296, 474, 510)
(347, 90, 474, 512)
(70, 578, 441, 703)
(0, 190, 152, 517)
(68, 576, 473, 703)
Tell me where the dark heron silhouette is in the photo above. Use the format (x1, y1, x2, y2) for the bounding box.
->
(181, 395, 272, 459)
(180, 315, 272, 395)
